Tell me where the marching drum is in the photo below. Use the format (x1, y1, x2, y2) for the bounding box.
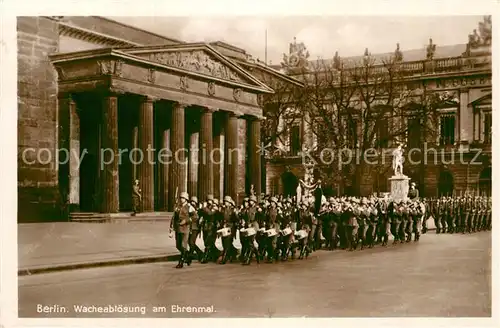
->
(295, 229, 308, 240)
(266, 228, 278, 237)
(217, 227, 231, 237)
(243, 227, 257, 236)
(281, 227, 292, 236)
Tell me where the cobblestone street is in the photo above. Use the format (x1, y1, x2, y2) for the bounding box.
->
(18, 232, 491, 318)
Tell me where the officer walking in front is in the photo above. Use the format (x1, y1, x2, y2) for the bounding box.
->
(169, 191, 194, 269)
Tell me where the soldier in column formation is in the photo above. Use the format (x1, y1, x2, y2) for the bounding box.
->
(171, 191, 491, 268)
(428, 195, 492, 234)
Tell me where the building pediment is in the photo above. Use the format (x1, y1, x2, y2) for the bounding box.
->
(117, 43, 274, 93)
(470, 93, 491, 107)
(50, 44, 273, 118)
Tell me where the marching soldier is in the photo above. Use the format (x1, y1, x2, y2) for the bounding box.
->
(296, 201, 312, 259)
(357, 200, 369, 250)
(201, 195, 218, 264)
(187, 196, 204, 263)
(390, 200, 401, 244)
(169, 191, 194, 269)
(368, 201, 378, 248)
(218, 196, 238, 264)
(279, 199, 294, 261)
(345, 200, 359, 251)
(380, 198, 391, 246)
(265, 197, 281, 263)
(241, 195, 260, 265)
(238, 197, 250, 263)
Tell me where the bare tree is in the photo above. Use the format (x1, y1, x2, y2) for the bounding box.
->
(289, 48, 452, 196)
(244, 62, 306, 155)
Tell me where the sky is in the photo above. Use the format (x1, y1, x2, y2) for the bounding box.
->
(109, 16, 484, 65)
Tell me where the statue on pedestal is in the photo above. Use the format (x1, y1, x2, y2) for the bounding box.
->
(392, 144, 405, 176)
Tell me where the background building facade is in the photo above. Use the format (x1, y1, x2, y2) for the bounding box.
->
(265, 16, 492, 198)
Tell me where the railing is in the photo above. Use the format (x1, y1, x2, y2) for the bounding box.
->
(295, 53, 492, 83)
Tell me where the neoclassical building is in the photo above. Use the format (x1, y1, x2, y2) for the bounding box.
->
(17, 16, 301, 222)
(265, 17, 492, 198)
(17, 16, 492, 222)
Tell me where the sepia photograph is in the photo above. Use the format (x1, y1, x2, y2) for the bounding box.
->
(0, 0, 497, 324)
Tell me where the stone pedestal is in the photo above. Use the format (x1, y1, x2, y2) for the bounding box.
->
(389, 175, 410, 202)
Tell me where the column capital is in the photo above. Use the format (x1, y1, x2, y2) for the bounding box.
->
(225, 110, 244, 118)
(106, 87, 127, 96)
(173, 101, 191, 109)
(202, 106, 219, 113)
(142, 95, 160, 102)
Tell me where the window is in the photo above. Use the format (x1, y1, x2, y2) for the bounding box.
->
(439, 114, 455, 146)
(290, 125, 301, 156)
(407, 117, 421, 149)
(376, 119, 389, 148)
(483, 112, 492, 144)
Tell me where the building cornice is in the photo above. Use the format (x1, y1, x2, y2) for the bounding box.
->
(58, 22, 142, 47)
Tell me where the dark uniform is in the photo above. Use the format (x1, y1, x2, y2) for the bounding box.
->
(170, 192, 192, 268)
(201, 196, 218, 263)
(188, 196, 203, 262)
(219, 196, 238, 264)
(132, 182, 141, 215)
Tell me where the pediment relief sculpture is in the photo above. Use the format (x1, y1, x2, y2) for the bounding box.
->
(139, 50, 247, 84)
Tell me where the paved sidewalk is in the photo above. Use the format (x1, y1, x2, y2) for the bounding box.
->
(18, 221, 238, 275)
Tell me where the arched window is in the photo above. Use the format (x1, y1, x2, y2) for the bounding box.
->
(478, 167, 491, 196)
(438, 170, 454, 197)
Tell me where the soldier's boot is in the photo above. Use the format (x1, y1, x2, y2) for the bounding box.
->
(195, 246, 204, 262)
(290, 244, 297, 259)
(415, 232, 420, 241)
(406, 232, 412, 243)
(274, 249, 281, 263)
(185, 249, 193, 266)
(298, 245, 305, 259)
(383, 235, 389, 246)
(176, 252, 185, 269)
(219, 251, 227, 265)
(200, 249, 209, 264)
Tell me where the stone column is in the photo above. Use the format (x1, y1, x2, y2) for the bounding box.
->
(198, 108, 215, 201)
(459, 88, 471, 146)
(138, 96, 155, 212)
(224, 112, 239, 203)
(159, 128, 170, 211)
(169, 102, 188, 206)
(247, 117, 262, 197)
(132, 126, 138, 180)
(213, 114, 224, 200)
(57, 93, 80, 211)
(101, 94, 119, 213)
(187, 114, 200, 198)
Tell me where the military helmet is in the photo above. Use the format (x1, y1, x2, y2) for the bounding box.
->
(190, 196, 198, 204)
(180, 192, 189, 201)
(249, 195, 257, 203)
